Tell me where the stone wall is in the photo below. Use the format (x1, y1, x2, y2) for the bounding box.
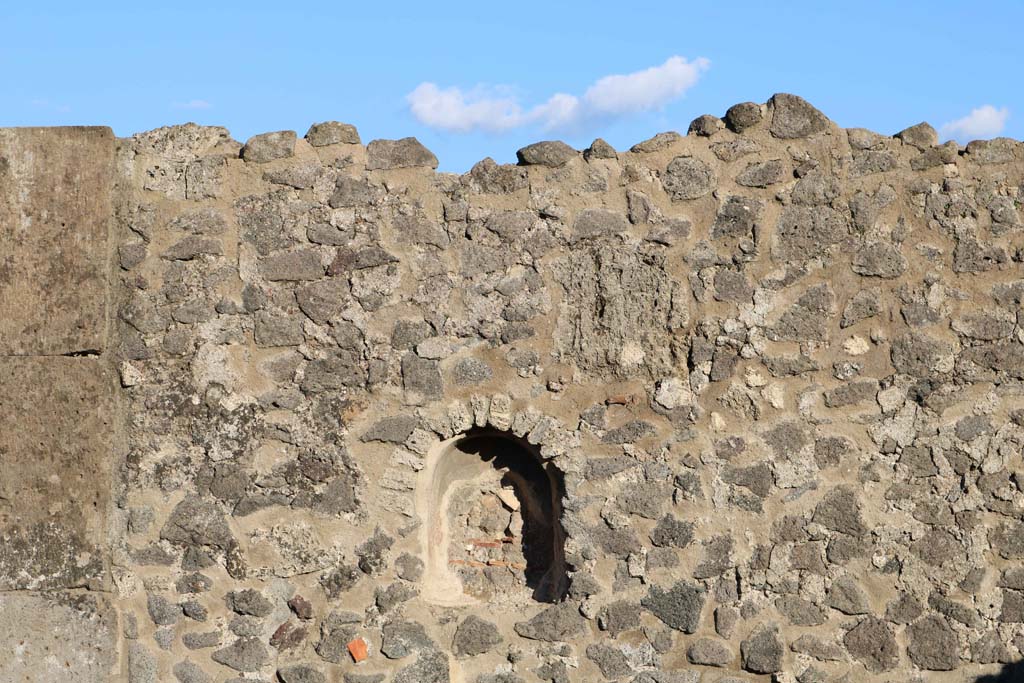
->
(2, 94, 1024, 682)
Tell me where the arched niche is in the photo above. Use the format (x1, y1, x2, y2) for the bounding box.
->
(416, 427, 568, 606)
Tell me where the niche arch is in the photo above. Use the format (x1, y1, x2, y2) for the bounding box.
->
(416, 426, 568, 606)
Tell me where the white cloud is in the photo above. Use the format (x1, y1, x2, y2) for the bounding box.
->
(583, 56, 710, 116)
(173, 99, 212, 110)
(406, 56, 709, 134)
(939, 105, 1009, 142)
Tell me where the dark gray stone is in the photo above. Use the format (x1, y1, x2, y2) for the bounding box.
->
(712, 196, 762, 240)
(740, 623, 783, 674)
(226, 589, 272, 617)
(160, 496, 234, 550)
(361, 415, 419, 443)
(725, 102, 763, 133)
(571, 208, 628, 243)
(907, 615, 959, 671)
(259, 249, 324, 281)
(813, 486, 866, 537)
(688, 115, 724, 137)
(586, 643, 633, 679)
(453, 615, 502, 656)
(382, 620, 435, 659)
(305, 121, 360, 146)
(650, 514, 694, 548)
(392, 650, 450, 683)
(402, 353, 443, 399)
(769, 93, 830, 139)
(852, 241, 908, 278)
(663, 156, 715, 200)
(514, 603, 585, 642)
(687, 637, 733, 667)
(367, 137, 438, 170)
(516, 140, 577, 167)
(242, 131, 296, 163)
(641, 581, 706, 633)
(172, 661, 212, 683)
(736, 159, 787, 187)
(211, 637, 270, 672)
(843, 617, 898, 673)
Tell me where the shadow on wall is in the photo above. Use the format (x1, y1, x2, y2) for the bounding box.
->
(974, 661, 1024, 682)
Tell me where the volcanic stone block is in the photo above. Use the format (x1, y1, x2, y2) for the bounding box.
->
(0, 127, 113, 355)
(0, 357, 117, 590)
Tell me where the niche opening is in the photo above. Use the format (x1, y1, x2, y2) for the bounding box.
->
(418, 428, 568, 606)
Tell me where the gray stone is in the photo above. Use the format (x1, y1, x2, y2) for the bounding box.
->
(740, 623, 783, 674)
(725, 102, 763, 133)
(641, 581, 706, 633)
(571, 208, 628, 243)
(162, 235, 223, 260)
(361, 415, 419, 443)
(128, 642, 158, 683)
(278, 664, 326, 683)
(367, 137, 438, 170)
(259, 249, 324, 281)
(226, 589, 273, 617)
(392, 650, 450, 683)
(813, 486, 867, 537)
(687, 637, 733, 667)
(598, 600, 641, 637)
(382, 620, 435, 659)
(183, 631, 220, 649)
(773, 205, 848, 261)
(395, 553, 424, 582)
(736, 159, 787, 187)
(147, 593, 181, 625)
(769, 93, 831, 139)
(296, 278, 351, 324)
(907, 615, 959, 670)
(650, 514, 694, 548)
(999, 589, 1024, 622)
(160, 496, 234, 550)
(305, 121, 360, 146)
(843, 617, 898, 673)
(841, 289, 881, 327)
(172, 661, 212, 683)
(663, 156, 715, 200)
(586, 643, 633, 678)
(211, 637, 270, 672)
(688, 115, 724, 137)
(852, 241, 908, 278)
(315, 610, 361, 663)
(776, 595, 827, 626)
(631, 131, 682, 152)
(584, 138, 618, 160)
(453, 615, 503, 656)
(514, 602, 585, 641)
(895, 122, 938, 150)
(254, 312, 304, 347)
(517, 140, 577, 167)
(712, 196, 762, 240)
(452, 357, 493, 385)
(790, 634, 845, 662)
(242, 131, 296, 163)
(402, 353, 443, 399)
(826, 575, 871, 614)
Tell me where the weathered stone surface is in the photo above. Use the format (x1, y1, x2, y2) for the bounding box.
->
(0, 593, 118, 682)
(0, 358, 116, 590)
(663, 156, 715, 200)
(769, 93, 831, 139)
(305, 121, 360, 146)
(642, 581, 706, 633)
(241, 130, 296, 163)
(453, 615, 503, 656)
(907, 615, 959, 671)
(514, 603, 585, 641)
(368, 137, 438, 170)
(517, 141, 577, 167)
(843, 617, 898, 673)
(740, 623, 783, 674)
(0, 127, 113, 354)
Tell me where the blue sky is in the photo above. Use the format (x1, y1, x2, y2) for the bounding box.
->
(2, 2, 1022, 172)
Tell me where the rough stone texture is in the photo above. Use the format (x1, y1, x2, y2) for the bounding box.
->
(5, 95, 1024, 682)
(0, 358, 117, 590)
(0, 127, 113, 354)
(0, 593, 118, 682)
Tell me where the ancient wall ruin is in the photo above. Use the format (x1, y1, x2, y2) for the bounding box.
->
(2, 94, 1024, 683)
